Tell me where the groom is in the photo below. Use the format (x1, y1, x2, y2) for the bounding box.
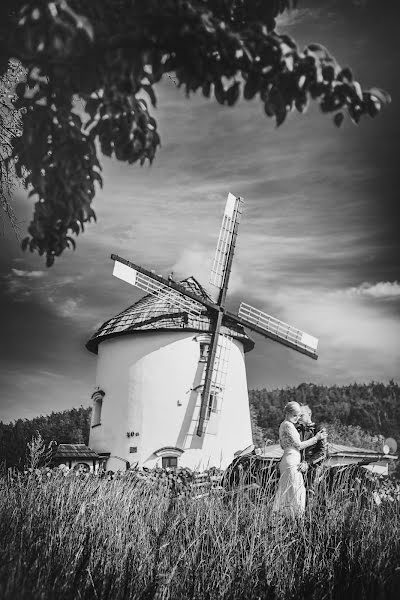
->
(296, 405, 327, 483)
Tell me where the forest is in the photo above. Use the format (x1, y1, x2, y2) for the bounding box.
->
(249, 380, 400, 448)
(1, 381, 399, 469)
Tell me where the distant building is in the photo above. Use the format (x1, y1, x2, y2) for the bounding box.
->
(52, 443, 99, 472)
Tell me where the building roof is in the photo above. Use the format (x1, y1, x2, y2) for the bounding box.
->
(53, 444, 99, 459)
(328, 442, 397, 460)
(258, 443, 397, 462)
(86, 276, 254, 354)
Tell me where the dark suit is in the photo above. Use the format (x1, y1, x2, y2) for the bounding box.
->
(296, 423, 327, 466)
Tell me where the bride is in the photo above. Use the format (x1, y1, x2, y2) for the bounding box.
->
(272, 401, 327, 518)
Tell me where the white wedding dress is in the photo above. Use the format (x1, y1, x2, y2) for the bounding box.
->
(272, 420, 318, 518)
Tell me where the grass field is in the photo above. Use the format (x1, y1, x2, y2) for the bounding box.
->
(1, 466, 399, 600)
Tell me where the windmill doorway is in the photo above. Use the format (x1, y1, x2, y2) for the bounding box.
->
(162, 456, 178, 469)
(154, 446, 184, 469)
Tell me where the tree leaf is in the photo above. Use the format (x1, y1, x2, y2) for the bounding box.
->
(333, 112, 344, 127)
(46, 254, 55, 267)
(368, 87, 391, 105)
(142, 85, 157, 107)
(202, 80, 211, 98)
(244, 76, 259, 100)
(66, 236, 76, 250)
(214, 81, 225, 105)
(21, 236, 30, 251)
(226, 82, 240, 106)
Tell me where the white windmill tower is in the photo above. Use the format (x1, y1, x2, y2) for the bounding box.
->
(86, 194, 319, 472)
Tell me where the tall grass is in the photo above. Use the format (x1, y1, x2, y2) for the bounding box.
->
(0, 467, 399, 600)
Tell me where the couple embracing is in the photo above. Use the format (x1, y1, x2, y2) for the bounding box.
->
(272, 401, 327, 518)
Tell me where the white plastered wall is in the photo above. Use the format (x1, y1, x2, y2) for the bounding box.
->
(89, 330, 253, 471)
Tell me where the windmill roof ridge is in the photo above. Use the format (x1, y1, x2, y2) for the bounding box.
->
(176, 275, 214, 302)
(86, 274, 254, 355)
(108, 275, 212, 319)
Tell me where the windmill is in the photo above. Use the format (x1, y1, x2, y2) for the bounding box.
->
(111, 193, 318, 440)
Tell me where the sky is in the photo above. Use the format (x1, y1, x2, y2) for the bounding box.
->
(1, 0, 399, 423)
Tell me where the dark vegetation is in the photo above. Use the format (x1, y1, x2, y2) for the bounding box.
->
(0, 1, 390, 264)
(1, 381, 399, 599)
(0, 406, 90, 468)
(1, 381, 399, 471)
(0, 463, 399, 600)
(249, 380, 400, 447)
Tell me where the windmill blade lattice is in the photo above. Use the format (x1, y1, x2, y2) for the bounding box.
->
(200, 333, 231, 399)
(113, 260, 204, 316)
(210, 193, 244, 290)
(211, 333, 231, 396)
(198, 333, 231, 430)
(238, 302, 318, 358)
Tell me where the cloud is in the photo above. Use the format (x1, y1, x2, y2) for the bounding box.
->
(11, 269, 47, 278)
(4, 269, 47, 298)
(263, 284, 400, 384)
(345, 281, 400, 299)
(4, 277, 32, 299)
(172, 245, 245, 299)
(5, 268, 82, 298)
(3, 268, 84, 319)
(48, 296, 81, 318)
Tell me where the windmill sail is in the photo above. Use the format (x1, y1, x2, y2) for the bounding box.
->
(198, 193, 243, 436)
(210, 333, 231, 396)
(113, 259, 204, 316)
(197, 333, 231, 436)
(204, 334, 231, 435)
(238, 302, 318, 359)
(199, 333, 231, 402)
(210, 193, 244, 291)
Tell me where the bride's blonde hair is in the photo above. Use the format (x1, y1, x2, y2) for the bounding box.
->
(284, 401, 301, 417)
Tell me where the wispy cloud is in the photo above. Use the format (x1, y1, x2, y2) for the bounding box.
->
(3, 268, 86, 320)
(11, 269, 47, 278)
(47, 296, 81, 319)
(5, 269, 79, 295)
(345, 281, 400, 299)
(172, 245, 245, 298)
(172, 246, 214, 290)
(3, 269, 47, 299)
(259, 283, 400, 383)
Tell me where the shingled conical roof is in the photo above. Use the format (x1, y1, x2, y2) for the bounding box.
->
(86, 276, 254, 354)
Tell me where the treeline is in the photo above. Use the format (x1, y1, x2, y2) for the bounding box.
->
(1, 382, 399, 468)
(0, 407, 91, 468)
(249, 380, 400, 451)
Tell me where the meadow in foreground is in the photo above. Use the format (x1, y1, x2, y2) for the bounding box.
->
(0, 466, 399, 600)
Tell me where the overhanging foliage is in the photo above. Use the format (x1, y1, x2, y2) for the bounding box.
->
(0, 1, 390, 265)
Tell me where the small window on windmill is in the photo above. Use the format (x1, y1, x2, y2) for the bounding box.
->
(199, 342, 209, 362)
(162, 456, 178, 469)
(207, 392, 219, 419)
(91, 390, 105, 427)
